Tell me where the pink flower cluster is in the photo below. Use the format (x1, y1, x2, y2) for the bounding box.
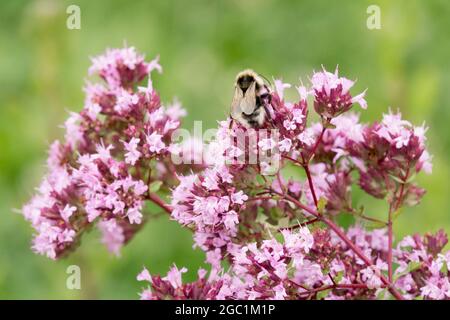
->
(311, 66, 367, 119)
(394, 230, 450, 299)
(171, 165, 250, 266)
(22, 46, 190, 259)
(138, 228, 449, 300)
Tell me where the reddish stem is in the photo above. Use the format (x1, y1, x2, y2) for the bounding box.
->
(387, 167, 410, 282)
(308, 126, 326, 161)
(308, 283, 373, 294)
(281, 155, 303, 166)
(301, 155, 319, 209)
(246, 196, 274, 202)
(299, 126, 326, 210)
(328, 273, 337, 286)
(388, 205, 394, 282)
(348, 207, 387, 225)
(394, 166, 410, 211)
(282, 217, 319, 230)
(272, 191, 404, 300)
(147, 193, 172, 215)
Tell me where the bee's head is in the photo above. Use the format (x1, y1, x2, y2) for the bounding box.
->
(236, 69, 261, 93)
(237, 74, 255, 92)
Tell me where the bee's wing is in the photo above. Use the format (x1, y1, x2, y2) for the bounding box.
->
(231, 85, 244, 118)
(240, 81, 256, 115)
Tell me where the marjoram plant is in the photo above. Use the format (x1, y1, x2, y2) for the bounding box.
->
(22, 46, 449, 300)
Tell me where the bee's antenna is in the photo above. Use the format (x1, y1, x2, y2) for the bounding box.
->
(258, 72, 273, 87)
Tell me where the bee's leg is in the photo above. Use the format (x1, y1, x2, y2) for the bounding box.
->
(228, 117, 235, 130)
(263, 104, 275, 127)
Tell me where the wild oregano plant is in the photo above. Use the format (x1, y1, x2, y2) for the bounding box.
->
(22, 46, 449, 300)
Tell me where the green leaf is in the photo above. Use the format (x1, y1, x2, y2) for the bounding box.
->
(334, 271, 344, 284)
(392, 208, 403, 221)
(406, 173, 417, 183)
(317, 197, 328, 213)
(256, 211, 269, 224)
(441, 261, 448, 274)
(277, 217, 290, 229)
(388, 174, 407, 184)
(376, 288, 388, 300)
(367, 220, 389, 229)
(323, 122, 336, 129)
(148, 181, 163, 193)
(316, 289, 331, 299)
(255, 175, 268, 187)
(336, 213, 355, 229)
(265, 207, 283, 225)
(358, 205, 365, 215)
(393, 261, 422, 281)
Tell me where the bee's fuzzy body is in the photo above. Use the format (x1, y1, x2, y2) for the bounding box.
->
(231, 69, 272, 128)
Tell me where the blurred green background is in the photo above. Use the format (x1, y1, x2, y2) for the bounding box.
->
(0, 0, 449, 299)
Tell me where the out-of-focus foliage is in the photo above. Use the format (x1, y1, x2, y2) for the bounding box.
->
(0, 0, 449, 299)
